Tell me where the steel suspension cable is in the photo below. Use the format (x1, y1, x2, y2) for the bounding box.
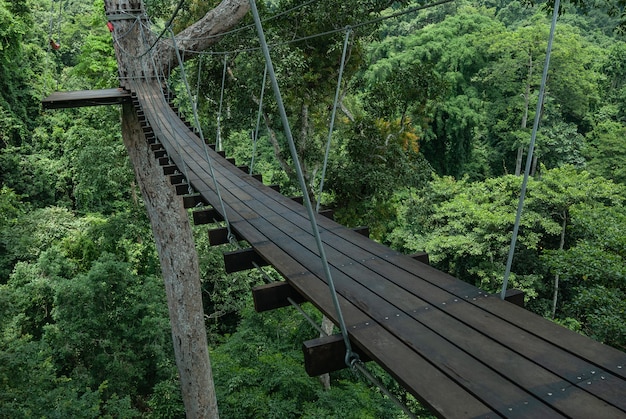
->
(316, 27, 352, 213)
(191, 0, 454, 57)
(195, 55, 203, 103)
(248, 0, 357, 367)
(501, 0, 560, 299)
(168, 28, 236, 243)
(250, 63, 268, 174)
(216, 55, 228, 152)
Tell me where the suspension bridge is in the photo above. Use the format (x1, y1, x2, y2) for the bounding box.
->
(44, 77, 626, 419)
(41, 0, 626, 417)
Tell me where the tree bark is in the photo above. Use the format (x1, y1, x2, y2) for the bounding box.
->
(121, 104, 218, 418)
(318, 316, 335, 390)
(155, 0, 249, 75)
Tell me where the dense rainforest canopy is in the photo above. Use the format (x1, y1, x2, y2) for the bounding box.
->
(1, 0, 625, 417)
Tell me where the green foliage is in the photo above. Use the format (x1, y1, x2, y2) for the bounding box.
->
(0, 146, 61, 207)
(146, 376, 186, 419)
(565, 285, 626, 349)
(584, 120, 626, 183)
(46, 253, 172, 399)
(212, 307, 405, 418)
(1, 0, 626, 415)
(0, 0, 44, 147)
(366, 5, 502, 177)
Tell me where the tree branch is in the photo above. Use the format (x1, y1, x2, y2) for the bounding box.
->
(156, 0, 250, 74)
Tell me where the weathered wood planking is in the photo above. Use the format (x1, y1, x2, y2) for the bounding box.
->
(42, 88, 131, 109)
(131, 79, 626, 418)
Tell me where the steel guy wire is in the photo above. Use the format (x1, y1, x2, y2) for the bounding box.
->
(250, 63, 268, 175)
(316, 27, 352, 213)
(249, 0, 358, 368)
(501, 0, 560, 300)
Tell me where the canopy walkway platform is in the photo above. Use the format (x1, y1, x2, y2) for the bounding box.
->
(121, 77, 626, 418)
(42, 88, 131, 109)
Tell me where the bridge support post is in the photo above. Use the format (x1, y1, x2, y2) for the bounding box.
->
(119, 101, 217, 418)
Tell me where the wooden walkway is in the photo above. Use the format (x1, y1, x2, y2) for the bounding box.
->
(42, 88, 131, 109)
(129, 79, 626, 418)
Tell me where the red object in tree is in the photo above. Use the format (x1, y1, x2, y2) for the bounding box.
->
(107, 21, 114, 32)
(49, 39, 60, 50)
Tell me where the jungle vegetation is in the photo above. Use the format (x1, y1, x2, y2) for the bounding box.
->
(1, 0, 624, 417)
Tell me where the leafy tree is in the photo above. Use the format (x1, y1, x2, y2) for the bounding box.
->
(565, 285, 626, 350)
(525, 0, 626, 33)
(328, 113, 432, 239)
(389, 174, 557, 308)
(44, 253, 173, 402)
(0, 0, 44, 146)
(389, 166, 626, 342)
(475, 14, 601, 175)
(367, 5, 502, 177)
(211, 307, 405, 418)
(584, 120, 626, 184)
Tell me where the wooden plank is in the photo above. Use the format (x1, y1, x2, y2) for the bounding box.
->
(502, 288, 525, 308)
(42, 88, 131, 109)
(192, 208, 223, 225)
(409, 251, 429, 265)
(319, 209, 334, 220)
(252, 281, 306, 312)
(208, 227, 242, 246)
(223, 248, 268, 273)
(182, 194, 204, 208)
(166, 145, 616, 416)
(302, 334, 371, 376)
(352, 226, 369, 237)
(162, 164, 178, 175)
(174, 182, 192, 196)
(236, 201, 626, 416)
(169, 173, 186, 184)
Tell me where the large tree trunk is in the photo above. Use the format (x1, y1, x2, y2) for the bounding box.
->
(121, 104, 218, 418)
(105, 1, 249, 417)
